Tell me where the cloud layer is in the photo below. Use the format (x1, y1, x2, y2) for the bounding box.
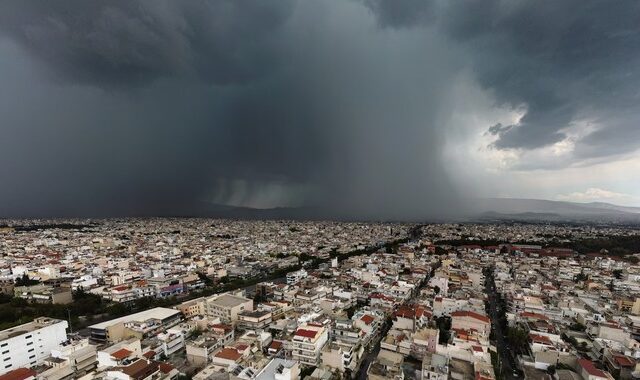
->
(0, 0, 639, 218)
(366, 0, 640, 158)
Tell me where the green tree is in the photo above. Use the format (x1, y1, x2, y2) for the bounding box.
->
(15, 273, 39, 286)
(580, 341, 588, 351)
(436, 316, 452, 345)
(506, 327, 529, 354)
(569, 322, 585, 332)
(547, 365, 556, 376)
(190, 327, 203, 339)
(574, 269, 588, 282)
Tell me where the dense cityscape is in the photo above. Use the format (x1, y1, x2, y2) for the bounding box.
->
(0, 219, 639, 380)
(2, 1, 640, 380)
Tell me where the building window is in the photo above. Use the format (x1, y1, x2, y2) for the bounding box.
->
(4, 364, 11, 368)
(25, 335, 32, 339)
(29, 355, 35, 359)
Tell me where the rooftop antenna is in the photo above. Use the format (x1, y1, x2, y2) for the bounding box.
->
(67, 309, 73, 334)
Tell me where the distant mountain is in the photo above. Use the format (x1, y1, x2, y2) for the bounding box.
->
(580, 202, 640, 214)
(192, 198, 640, 223)
(4, 197, 638, 223)
(469, 198, 640, 223)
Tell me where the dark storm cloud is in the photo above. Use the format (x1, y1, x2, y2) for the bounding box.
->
(0, 0, 466, 220)
(2, 0, 638, 219)
(362, 0, 434, 28)
(0, 1, 293, 87)
(367, 0, 640, 156)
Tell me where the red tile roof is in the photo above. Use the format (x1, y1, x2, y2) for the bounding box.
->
(360, 315, 375, 325)
(529, 333, 553, 345)
(118, 359, 159, 380)
(613, 355, 635, 367)
(112, 348, 133, 360)
(215, 348, 242, 361)
(142, 350, 156, 359)
(578, 359, 609, 378)
(451, 310, 490, 323)
(158, 363, 175, 374)
(295, 328, 318, 338)
(0, 368, 37, 380)
(211, 323, 233, 332)
(520, 311, 548, 320)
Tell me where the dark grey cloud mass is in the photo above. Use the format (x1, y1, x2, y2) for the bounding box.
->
(0, 1, 293, 87)
(0, 0, 638, 219)
(367, 0, 640, 153)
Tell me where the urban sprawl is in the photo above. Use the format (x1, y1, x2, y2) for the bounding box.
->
(0, 219, 639, 380)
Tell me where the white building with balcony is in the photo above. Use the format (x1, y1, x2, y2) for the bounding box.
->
(290, 324, 328, 366)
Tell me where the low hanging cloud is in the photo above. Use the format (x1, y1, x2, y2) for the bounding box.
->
(556, 188, 637, 204)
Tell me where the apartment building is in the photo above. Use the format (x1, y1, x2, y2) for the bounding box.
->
(13, 284, 73, 305)
(0, 317, 68, 375)
(321, 341, 359, 373)
(204, 294, 253, 324)
(89, 308, 182, 343)
(254, 358, 300, 380)
(186, 325, 234, 366)
(450, 311, 491, 338)
(286, 269, 307, 285)
(106, 283, 156, 303)
(237, 310, 273, 331)
(174, 297, 206, 318)
(38, 339, 97, 380)
(290, 324, 329, 366)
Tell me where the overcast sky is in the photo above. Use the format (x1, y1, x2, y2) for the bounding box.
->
(0, 0, 639, 218)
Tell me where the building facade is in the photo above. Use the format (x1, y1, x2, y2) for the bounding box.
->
(0, 318, 68, 375)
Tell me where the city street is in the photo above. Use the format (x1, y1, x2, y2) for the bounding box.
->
(356, 249, 437, 380)
(485, 267, 520, 380)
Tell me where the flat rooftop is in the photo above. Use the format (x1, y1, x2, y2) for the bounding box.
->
(209, 294, 250, 308)
(89, 307, 181, 330)
(238, 310, 271, 318)
(255, 359, 297, 380)
(0, 317, 66, 341)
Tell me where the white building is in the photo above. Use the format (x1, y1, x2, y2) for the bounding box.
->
(0, 317, 68, 375)
(157, 328, 185, 357)
(255, 358, 300, 380)
(286, 269, 307, 285)
(97, 338, 142, 368)
(38, 338, 97, 380)
(89, 307, 182, 343)
(290, 324, 329, 366)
